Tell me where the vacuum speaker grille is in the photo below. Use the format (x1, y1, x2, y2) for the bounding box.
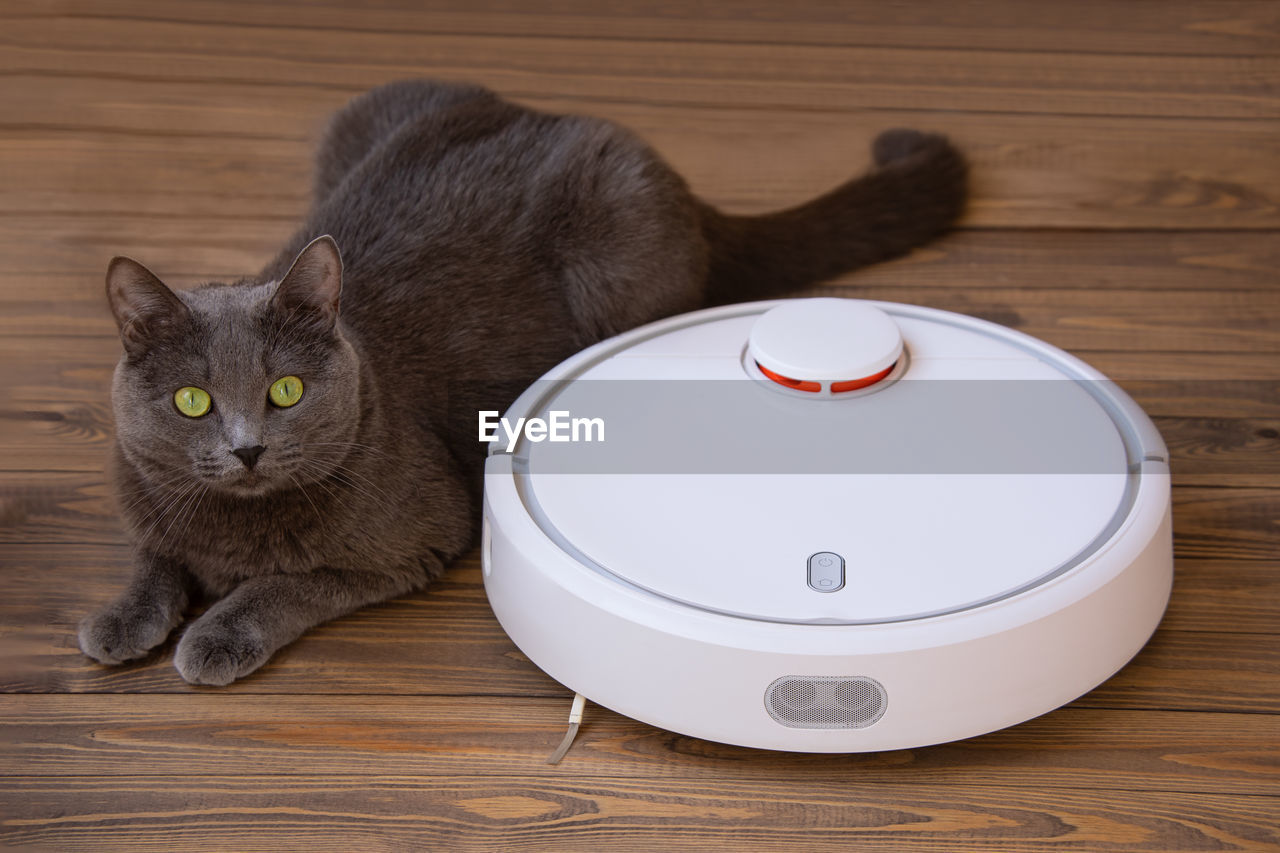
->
(765, 676, 887, 729)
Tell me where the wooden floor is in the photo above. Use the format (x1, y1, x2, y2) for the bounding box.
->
(2, 1, 1278, 850)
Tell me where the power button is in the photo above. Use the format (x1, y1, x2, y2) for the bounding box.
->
(807, 552, 845, 593)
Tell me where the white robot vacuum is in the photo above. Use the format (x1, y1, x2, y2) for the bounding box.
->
(481, 298, 1172, 752)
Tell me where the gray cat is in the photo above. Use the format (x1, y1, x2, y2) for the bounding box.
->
(79, 79, 966, 684)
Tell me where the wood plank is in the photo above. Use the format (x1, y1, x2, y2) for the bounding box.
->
(1087, 352, 1280, 381)
(5, 331, 1280, 392)
(5, 229, 1277, 339)
(0, 1, 1275, 846)
(0, 213, 293, 284)
(1161, 558, 1280, 634)
(3, 543, 1276, 708)
(1, 695, 1277, 797)
(2, 279, 1277, 351)
(2, 775, 1278, 853)
(12, 0, 1280, 56)
(5, 226, 1279, 292)
(832, 286, 1280, 354)
(1173, 488, 1280, 561)
(1078, 627, 1280, 713)
(846, 230, 1280, 293)
(3, 84, 1278, 234)
(0, 472, 122, 546)
(0, 133, 308, 218)
(2, 14, 1276, 121)
(1155, 417, 1280, 484)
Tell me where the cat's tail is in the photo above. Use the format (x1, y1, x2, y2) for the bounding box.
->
(698, 129, 967, 305)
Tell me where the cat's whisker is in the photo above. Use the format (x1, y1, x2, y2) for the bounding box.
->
(304, 441, 396, 460)
(115, 475, 198, 514)
(315, 460, 398, 504)
(294, 457, 374, 497)
(134, 479, 202, 544)
(293, 466, 340, 503)
(304, 445, 393, 473)
(117, 475, 216, 523)
(166, 483, 210, 545)
(129, 480, 194, 532)
(113, 467, 198, 505)
(287, 473, 325, 527)
(295, 458, 394, 511)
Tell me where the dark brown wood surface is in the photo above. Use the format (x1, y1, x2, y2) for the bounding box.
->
(1, 2, 1277, 850)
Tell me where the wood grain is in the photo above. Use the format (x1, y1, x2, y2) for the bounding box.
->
(4, 93, 1277, 235)
(7, 230, 1278, 292)
(2, 775, 1278, 852)
(1, 1, 1277, 849)
(4, 10, 1277, 120)
(12, 0, 1280, 55)
(1, 695, 1277, 795)
(2, 282, 1278, 353)
(1078, 627, 1280, 713)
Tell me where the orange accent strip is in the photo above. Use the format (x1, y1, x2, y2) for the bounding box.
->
(831, 363, 895, 393)
(757, 363, 821, 392)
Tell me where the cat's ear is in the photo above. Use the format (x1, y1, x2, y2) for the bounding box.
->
(105, 256, 191, 356)
(271, 235, 343, 331)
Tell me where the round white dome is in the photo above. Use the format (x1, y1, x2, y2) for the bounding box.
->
(748, 297, 903, 390)
(481, 299, 1172, 752)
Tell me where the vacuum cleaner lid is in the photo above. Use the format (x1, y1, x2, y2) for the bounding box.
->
(506, 299, 1135, 625)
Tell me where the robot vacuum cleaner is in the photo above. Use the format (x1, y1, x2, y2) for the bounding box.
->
(481, 298, 1172, 752)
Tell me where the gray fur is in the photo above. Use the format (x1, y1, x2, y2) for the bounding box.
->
(79, 79, 966, 684)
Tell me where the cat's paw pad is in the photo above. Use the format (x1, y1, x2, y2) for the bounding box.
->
(78, 601, 175, 665)
(174, 624, 268, 686)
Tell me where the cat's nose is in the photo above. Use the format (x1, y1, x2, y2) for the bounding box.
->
(232, 445, 267, 469)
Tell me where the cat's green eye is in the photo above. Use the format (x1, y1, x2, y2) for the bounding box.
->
(174, 386, 211, 418)
(269, 375, 304, 408)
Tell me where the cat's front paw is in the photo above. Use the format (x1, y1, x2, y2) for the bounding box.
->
(174, 620, 269, 686)
(78, 599, 177, 665)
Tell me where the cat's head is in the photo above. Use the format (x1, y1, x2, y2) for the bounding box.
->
(106, 236, 363, 497)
